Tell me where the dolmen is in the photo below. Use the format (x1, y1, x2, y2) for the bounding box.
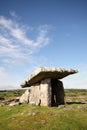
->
(20, 67, 78, 106)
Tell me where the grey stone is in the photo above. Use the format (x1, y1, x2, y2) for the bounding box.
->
(20, 79, 65, 106)
(20, 67, 78, 107)
(21, 67, 78, 87)
(1, 97, 19, 105)
(9, 102, 19, 106)
(28, 67, 78, 87)
(58, 105, 65, 108)
(0, 103, 4, 107)
(19, 89, 30, 103)
(21, 81, 29, 88)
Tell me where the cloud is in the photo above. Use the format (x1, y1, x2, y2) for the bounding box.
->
(0, 67, 21, 90)
(0, 14, 50, 65)
(0, 13, 51, 89)
(0, 14, 87, 90)
(10, 11, 19, 19)
(63, 65, 87, 89)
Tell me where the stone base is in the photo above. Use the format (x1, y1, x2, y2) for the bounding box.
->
(20, 78, 65, 106)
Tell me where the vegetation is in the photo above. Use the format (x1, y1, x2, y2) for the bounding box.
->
(0, 89, 25, 103)
(0, 89, 87, 130)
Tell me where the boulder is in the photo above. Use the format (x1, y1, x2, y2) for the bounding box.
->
(9, 102, 19, 106)
(19, 89, 30, 103)
(1, 97, 19, 105)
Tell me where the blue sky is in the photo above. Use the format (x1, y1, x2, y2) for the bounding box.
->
(0, 0, 87, 89)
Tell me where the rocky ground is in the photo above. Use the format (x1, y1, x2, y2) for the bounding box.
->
(0, 89, 87, 107)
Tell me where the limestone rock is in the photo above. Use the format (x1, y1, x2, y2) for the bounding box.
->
(29, 83, 41, 105)
(1, 97, 19, 105)
(26, 67, 78, 87)
(19, 67, 78, 107)
(40, 79, 51, 106)
(19, 89, 30, 103)
(9, 102, 19, 106)
(51, 79, 65, 106)
(58, 105, 65, 108)
(21, 81, 29, 88)
(20, 78, 65, 106)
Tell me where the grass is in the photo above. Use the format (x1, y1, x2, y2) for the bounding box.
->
(0, 89, 25, 98)
(0, 89, 87, 130)
(0, 104, 87, 130)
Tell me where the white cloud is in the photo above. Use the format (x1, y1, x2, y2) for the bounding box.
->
(63, 66, 87, 89)
(0, 67, 21, 90)
(35, 30, 50, 47)
(0, 13, 51, 89)
(0, 67, 8, 78)
(0, 14, 50, 65)
(0, 16, 13, 30)
(63, 77, 87, 89)
(0, 35, 11, 44)
(10, 11, 19, 19)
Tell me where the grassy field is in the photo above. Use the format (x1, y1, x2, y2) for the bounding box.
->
(0, 89, 87, 130)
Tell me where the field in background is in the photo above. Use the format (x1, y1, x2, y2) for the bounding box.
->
(0, 89, 87, 130)
(0, 89, 87, 104)
(0, 89, 25, 102)
(65, 89, 87, 103)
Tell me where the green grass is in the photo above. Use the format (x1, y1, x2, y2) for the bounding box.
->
(65, 89, 87, 103)
(65, 89, 87, 96)
(0, 89, 25, 102)
(0, 104, 87, 130)
(0, 89, 87, 130)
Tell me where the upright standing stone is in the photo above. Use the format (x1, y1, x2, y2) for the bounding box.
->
(51, 79, 65, 106)
(40, 79, 51, 106)
(29, 83, 40, 105)
(19, 90, 30, 103)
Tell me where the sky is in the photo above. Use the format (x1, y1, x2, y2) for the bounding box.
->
(0, 0, 87, 90)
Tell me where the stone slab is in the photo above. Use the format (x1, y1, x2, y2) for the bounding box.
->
(26, 67, 78, 87)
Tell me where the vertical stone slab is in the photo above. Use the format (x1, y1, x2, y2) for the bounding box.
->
(40, 78, 51, 106)
(56, 80, 65, 105)
(51, 79, 65, 106)
(29, 83, 40, 105)
(19, 89, 30, 103)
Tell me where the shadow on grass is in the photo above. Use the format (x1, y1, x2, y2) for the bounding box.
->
(66, 102, 86, 105)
